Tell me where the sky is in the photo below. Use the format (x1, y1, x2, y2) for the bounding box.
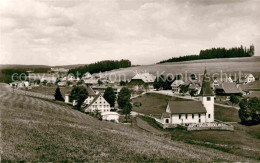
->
(0, 0, 259, 66)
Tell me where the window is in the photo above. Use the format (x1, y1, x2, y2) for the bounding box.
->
(185, 114, 188, 119)
(165, 119, 169, 124)
(207, 97, 211, 101)
(192, 114, 194, 119)
(208, 114, 211, 118)
(199, 114, 201, 118)
(179, 114, 181, 119)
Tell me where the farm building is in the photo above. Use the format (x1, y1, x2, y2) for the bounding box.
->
(215, 82, 243, 96)
(130, 73, 156, 83)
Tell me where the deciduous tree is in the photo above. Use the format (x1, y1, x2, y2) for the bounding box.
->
(103, 87, 116, 107)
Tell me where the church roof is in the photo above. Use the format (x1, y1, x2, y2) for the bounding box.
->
(168, 101, 207, 114)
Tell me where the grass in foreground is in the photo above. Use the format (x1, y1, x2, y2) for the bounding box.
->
(0, 90, 251, 162)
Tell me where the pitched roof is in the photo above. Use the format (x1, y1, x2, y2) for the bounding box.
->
(84, 93, 102, 109)
(81, 85, 96, 96)
(216, 82, 242, 94)
(171, 80, 184, 87)
(168, 101, 207, 114)
(131, 73, 156, 83)
(86, 86, 96, 96)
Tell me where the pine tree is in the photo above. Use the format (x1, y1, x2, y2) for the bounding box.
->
(54, 86, 64, 102)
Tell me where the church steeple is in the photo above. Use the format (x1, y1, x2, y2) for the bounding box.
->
(200, 67, 214, 96)
(199, 66, 215, 123)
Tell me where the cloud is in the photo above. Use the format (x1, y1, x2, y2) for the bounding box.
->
(0, 0, 259, 65)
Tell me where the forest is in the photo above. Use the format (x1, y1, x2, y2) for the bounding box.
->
(0, 68, 50, 83)
(68, 59, 131, 77)
(158, 45, 255, 64)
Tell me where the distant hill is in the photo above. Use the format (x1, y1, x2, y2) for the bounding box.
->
(95, 57, 260, 81)
(158, 45, 255, 64)
(0, 64, 88, 70)
(0, 84, 250, 162)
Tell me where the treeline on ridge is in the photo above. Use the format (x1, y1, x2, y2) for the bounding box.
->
(158, 45, 255, 64)
(0, 68, 50, 83)
(68, 59, 131, 77)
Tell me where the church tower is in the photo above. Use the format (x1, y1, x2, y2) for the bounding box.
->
(199, 68, 215, 122)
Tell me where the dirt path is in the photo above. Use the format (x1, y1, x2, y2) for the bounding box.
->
(133, 117, 167, 136)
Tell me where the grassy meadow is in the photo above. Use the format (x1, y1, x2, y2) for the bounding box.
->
(25, 85, 72, 97)
(0, 87, 253, 162)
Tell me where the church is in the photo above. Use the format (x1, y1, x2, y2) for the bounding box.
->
(160, 69, 215, 125)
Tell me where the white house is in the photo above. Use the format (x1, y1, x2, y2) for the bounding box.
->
(171, 80, 184, 93)
(83, 93, 111, 113)
(159, 69, 215, 126)
(244, 73, 255, 83)
(130, 73, 156, 83)
(9, 81, 29, 88)
(82, 72, 92, 80)
(227, 77, 233, 83)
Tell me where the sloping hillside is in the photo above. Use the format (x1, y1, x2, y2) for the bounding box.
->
(0, 84, 253, 161)
(95, 57, 260, 81)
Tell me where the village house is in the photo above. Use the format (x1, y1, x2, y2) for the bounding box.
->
(158, 69, 215, 127)
(65, 86, 119, 122)
(9, 81, 29, 88)
(83, 93, 111, 113)
(171, 79, 184, 94)
(239, 73, 255, 84)
(188, 82, 201, 96)
(92, 85, 122, 95)
(130, 72, 156, 83)
(215, 82, 243, 96)
(82, 72, 92, 80)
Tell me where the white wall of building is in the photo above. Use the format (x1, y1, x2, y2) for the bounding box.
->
(84, 95, 111, 113)
(171, 113, 206, 124)
(200, 96, 214, 122)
